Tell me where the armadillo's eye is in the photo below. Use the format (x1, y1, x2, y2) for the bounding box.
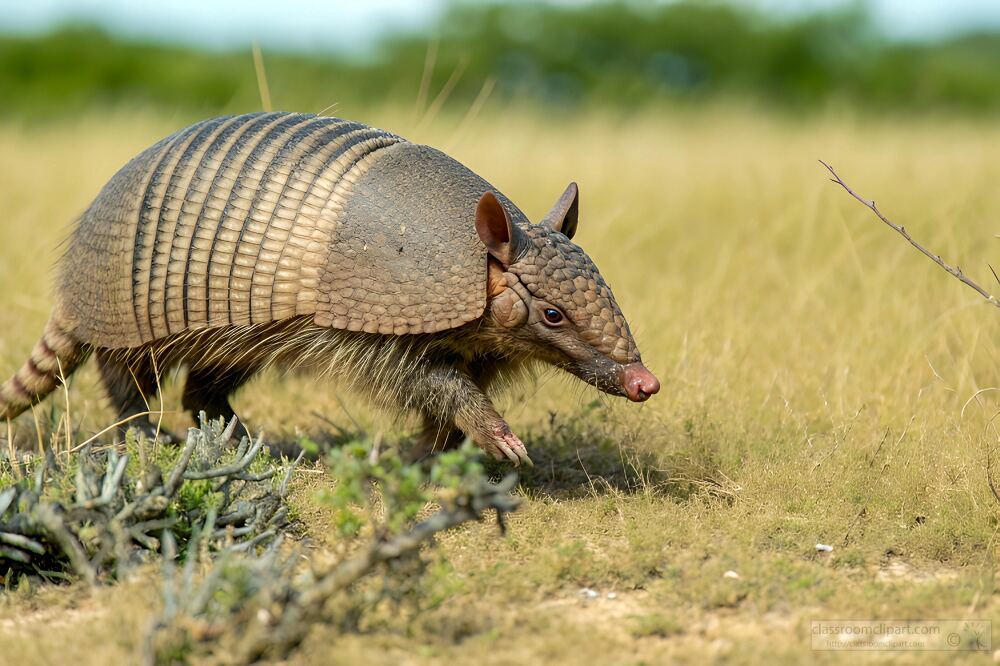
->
(543, 307, 564, 326)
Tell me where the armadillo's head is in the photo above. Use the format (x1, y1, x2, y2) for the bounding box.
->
(476, 185, 659, 402)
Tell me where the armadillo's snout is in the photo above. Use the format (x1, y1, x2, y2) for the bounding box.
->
(620, 363, 660, 402)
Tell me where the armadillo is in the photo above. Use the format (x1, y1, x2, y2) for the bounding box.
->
(0, 112, 659, 465)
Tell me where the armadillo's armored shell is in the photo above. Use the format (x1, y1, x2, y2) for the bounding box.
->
(60, 112, 501, 348)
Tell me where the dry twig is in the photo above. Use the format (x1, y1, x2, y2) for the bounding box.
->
(822, 161, 1000, 509)
(145, 473, 519, 664)
(0, 414, 298, 583)
(820, 160, 1000, 308)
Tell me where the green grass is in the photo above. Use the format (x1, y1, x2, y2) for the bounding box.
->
(2, 104, 1000, 662)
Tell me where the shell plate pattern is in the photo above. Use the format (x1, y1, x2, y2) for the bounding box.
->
(60, 112, 494, 348)
(510, 225, 638, 364)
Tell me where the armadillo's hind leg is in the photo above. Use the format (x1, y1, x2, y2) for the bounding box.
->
(181, 365, 255, 428)
(95, 348, 169, 442)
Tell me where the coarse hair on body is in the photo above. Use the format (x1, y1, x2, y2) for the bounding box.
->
(101, 314, 534, 420)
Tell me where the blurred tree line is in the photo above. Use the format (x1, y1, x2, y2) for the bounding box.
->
(2, 0, 1000, 119)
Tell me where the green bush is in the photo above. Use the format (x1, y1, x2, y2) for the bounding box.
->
(4, 2, 1000, 119)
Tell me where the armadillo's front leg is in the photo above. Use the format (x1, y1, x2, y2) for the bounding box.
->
(400, 364, 532, 466)
(411, 418, 465, 461)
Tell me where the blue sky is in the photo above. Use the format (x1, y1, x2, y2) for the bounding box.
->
(1, 0, 999, 53)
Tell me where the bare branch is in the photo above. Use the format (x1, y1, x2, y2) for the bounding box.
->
(143, 467, 521, 664)
(0, 418, 296, 583)
(820, 160, 1000, 309)
(235, 474, 520, 662)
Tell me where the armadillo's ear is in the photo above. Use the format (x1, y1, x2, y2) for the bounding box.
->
(539, 182, 579, 239)
(476, 191, 520, 267)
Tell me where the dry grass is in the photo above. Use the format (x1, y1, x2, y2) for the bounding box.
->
(2, 104, 1000, 663)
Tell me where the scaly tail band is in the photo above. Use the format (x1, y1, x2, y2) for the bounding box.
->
(0, 315, 88, 421)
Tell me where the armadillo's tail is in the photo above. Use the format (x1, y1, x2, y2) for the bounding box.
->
(1, 315, 89, 421)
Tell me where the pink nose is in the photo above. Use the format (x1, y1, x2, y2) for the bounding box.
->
(620, 363, 660, 402)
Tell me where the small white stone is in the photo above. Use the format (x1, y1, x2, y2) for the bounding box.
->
(607, 592, 618, 599)
(579, 587, 599, 599)
(816, 543, 834, 552)
(723, 570, 741, 579)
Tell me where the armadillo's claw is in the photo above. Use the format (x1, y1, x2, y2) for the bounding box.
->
(492, 428, 532, 467)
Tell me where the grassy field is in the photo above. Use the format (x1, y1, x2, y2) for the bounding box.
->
(2, 104, 1000, 663)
